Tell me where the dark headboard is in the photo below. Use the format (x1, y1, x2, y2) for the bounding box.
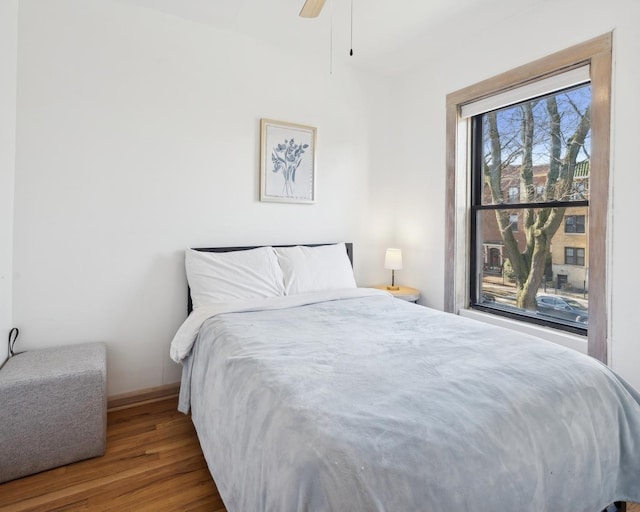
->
(187, 243, 353, 314)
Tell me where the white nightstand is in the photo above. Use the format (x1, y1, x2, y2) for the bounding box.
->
(373, 285, 420, 303)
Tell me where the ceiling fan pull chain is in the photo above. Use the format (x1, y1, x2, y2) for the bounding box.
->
(349, 0, 354, 56)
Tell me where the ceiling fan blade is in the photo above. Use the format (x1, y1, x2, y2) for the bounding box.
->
(299, 0, 326, 18)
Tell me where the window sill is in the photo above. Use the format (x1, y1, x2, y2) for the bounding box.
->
(459, 308, 588, 354)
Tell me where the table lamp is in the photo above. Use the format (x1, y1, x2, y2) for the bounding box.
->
(384, 248, 402, 291)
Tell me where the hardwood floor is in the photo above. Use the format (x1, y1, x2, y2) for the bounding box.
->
(0, 398, 225, 511)
(0, 397, 638, 512)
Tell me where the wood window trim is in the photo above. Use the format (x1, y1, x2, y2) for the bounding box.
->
(445, 33, 612, 363)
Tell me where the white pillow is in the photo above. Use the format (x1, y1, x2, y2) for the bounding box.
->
(274, 243, 356, 295)
(185, 247, 285, 309)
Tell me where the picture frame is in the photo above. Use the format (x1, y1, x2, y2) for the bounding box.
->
(260, 118, 316, 204)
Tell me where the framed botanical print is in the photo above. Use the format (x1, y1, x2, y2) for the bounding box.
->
(260, 118, 316, 204)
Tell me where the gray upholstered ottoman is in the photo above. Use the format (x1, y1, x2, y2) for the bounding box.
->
(0, 342, 107, 483)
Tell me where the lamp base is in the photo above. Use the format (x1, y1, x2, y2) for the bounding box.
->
(386, 285, 400, 291)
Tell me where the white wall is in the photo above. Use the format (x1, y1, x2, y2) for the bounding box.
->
(380, 0, 640, 391)
(12, 0, 640, 395)
(0, 0, 18, 365)
(12, 0, 387, 394)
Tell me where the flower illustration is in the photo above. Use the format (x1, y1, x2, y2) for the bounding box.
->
(271, 138, 309, 197)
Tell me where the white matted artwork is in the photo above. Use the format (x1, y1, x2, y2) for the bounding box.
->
(260, 118, 316, 204)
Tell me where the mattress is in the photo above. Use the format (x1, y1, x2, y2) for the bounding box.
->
(173, 289, 640, 511)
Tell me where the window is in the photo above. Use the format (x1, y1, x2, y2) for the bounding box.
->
(565, 247, 585, 266)
(565, 215, 586, 233)
(446, 34, 612, 362)
(509, 214, 519, 231)
(469, 81, 591, 333)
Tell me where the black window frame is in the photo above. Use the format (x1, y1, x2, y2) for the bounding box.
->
(468, 99, 590, 336)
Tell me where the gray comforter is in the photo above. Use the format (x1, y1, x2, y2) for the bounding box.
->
(179, 291, 640, 511)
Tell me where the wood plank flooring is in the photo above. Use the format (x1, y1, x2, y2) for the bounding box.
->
(0, 398, 225, 511)
(0, 396, 638, 512)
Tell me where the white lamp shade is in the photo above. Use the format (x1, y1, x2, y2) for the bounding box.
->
(384, 248, 403, 270)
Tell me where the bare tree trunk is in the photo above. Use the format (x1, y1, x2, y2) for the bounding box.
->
(484, 96, 591, 312)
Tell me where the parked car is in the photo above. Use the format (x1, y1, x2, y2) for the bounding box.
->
(536, 295, 588, 325)
(481, 292, 496, 303)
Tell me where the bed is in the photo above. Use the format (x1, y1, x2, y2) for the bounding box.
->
(171, 243, 640, 512)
